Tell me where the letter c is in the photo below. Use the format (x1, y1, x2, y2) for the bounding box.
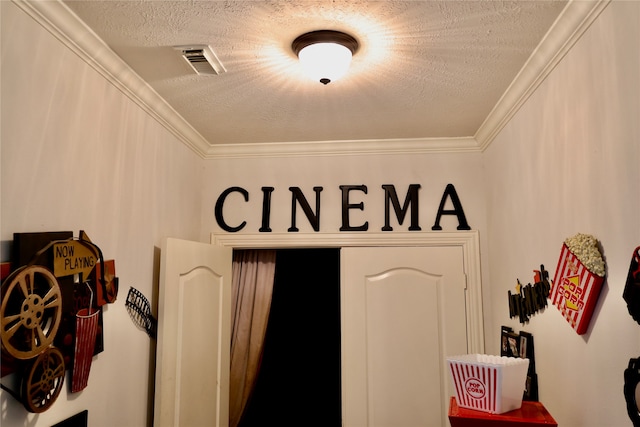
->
(215, 187, 249, 232)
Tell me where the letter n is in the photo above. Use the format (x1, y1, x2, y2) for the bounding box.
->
(288, 187, 322, 232)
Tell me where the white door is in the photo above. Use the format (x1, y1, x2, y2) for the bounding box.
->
(341, 246, 468, 427)
(154, 238, 233, 427)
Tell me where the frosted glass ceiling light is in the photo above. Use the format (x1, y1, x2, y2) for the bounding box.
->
(292, 30, 359, 85)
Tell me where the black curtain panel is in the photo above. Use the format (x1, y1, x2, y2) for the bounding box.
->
(239, 248, 341, 427)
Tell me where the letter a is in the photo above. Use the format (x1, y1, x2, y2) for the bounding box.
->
(432, 184, 471, 230)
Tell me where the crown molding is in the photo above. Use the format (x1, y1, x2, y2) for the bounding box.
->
(201, 136, 480, 159)
(12, 0, 213, 158)
(14, 0, 609, 159)
(475, 0, 611, 151)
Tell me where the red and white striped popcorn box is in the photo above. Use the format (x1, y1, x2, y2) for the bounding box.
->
(447, 354, 529, 414)
(71, 307, 100, 392)
(551, 243, 605, 335)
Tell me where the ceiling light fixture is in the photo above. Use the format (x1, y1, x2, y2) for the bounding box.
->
(292, 30, 359, 85)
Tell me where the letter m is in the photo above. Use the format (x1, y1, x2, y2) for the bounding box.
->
(382, 184, 421, 231)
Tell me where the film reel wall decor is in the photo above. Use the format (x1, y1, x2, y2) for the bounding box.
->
(0, 231, 119, 413)
(1, 265, 62, 360)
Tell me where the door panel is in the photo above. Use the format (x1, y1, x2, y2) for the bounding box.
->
(154, 238, 232, 427)
(342, 246, 468, 427)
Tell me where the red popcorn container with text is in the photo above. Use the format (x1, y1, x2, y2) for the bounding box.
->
(447, 354, 530, 414)
(551, 242, 605, 335)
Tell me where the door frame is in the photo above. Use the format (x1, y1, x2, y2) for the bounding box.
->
(211, 231, 484, 354)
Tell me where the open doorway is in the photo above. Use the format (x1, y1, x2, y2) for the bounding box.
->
(238, 248, 342, 426)
(155, 233, 482, 427)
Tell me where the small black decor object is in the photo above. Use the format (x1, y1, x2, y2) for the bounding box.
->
(508, 265, 551, 325)
(125, 287, 157, 338)
(52, 410, 88, 427)
(624, 357, 640, 426)
(623, 246, 640, 325)
(501, 326, 539, 402)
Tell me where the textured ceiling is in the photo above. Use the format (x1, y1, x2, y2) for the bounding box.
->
(59, 0, 572, 155)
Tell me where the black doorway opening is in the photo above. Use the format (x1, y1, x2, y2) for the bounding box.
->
(238, 248, 342, 427)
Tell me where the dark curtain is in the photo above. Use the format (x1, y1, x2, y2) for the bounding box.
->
(239, 248, 342, 427)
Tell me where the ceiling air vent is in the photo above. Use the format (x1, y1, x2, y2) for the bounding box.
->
(174, 45, 226, 76)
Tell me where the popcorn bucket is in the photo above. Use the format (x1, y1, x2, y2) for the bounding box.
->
(71, 283, 100, 392)
(551, 243, 605, 335)
(447, 354, 529, 414)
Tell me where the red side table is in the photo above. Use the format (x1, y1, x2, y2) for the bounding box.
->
(449, 397, 558, 427)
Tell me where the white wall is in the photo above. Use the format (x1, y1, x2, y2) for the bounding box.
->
(483, 2, 640, 426)
(1, 2, 203, 426)
(2, 0, 639, 426)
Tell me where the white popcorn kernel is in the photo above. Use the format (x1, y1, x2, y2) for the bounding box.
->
(564, 233, 605, 276)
